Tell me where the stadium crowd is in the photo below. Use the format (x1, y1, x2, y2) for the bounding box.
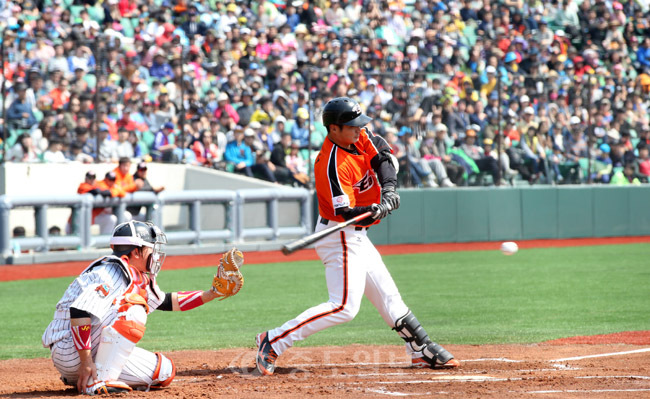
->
(2, 0, 650, 187)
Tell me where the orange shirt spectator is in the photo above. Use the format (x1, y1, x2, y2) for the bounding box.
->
(77, 171, 112, 223)
(113, 157, 141, 193)
(97, 171, 127, 198)
(48, 83, 70, 111)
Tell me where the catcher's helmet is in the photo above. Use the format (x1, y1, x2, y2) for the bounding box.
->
(110, 221, 167, 275)
(322, 97, 372, 127)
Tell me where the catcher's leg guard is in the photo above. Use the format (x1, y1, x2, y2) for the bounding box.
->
(150, 353, 176, 389)
(393, 311, 458, 369)
(86, 296, 147, 394)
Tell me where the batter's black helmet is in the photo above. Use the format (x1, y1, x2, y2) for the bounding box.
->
(322, 97, 372, 127)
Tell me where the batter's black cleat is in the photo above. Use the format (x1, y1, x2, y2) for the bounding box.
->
(255, 331, 278, 376)
(412, 356, 460, 369)
(412, 341, 460, 369)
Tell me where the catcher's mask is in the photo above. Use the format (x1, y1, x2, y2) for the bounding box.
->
(110, 221, 167, 276)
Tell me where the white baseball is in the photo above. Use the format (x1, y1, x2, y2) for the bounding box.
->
(500, 241, 518, 255)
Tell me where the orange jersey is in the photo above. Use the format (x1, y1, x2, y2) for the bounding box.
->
(113, 166, 138, 193)
(314, 128, 383, 225)
(77, 181, 106, 221)
(97, 180, 127, 198)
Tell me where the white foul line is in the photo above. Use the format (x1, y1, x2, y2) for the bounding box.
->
(576, 375, 650, 380)
(528, 389, 650, 394)
(551, 347, 650, 362)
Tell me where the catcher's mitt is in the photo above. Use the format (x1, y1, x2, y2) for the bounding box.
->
(211, 248, 244, 300)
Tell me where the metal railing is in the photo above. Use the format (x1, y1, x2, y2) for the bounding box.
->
(0, 188, 312, 262)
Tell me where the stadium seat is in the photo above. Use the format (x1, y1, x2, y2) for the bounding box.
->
(87, 6, 105, 22)
(120, 18, 135, 38)
(142, 130, 155, 149)
(83, 73, 97, 89)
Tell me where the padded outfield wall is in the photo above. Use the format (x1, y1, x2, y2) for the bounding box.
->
(366, 186, 650, 245)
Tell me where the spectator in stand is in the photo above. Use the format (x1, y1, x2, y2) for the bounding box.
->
(72, 127, 97, 159)
(67, 141, 94, 163)
(394, 127, 438, 187)
(6, 82, 37, 130)
(97, 170, 132, 221)
(113, 157, 142, 194)
(42, 138, 68, 163)
(126, 162, 165, 221)
(290, 107, 311, 148)
(193, 130, 221, 168)
(224, 128, 276, 183)
(635, 145, 650, 182)
(284, 140, 310, 187)
(460, 127, 500, 185)
(76, 171, 115, 234)
(173, 134, 200, 165)
(6, 133, 39, 163)
(115, 128, 135, 159)
(237, 91, 256, 127)
(97, 124, 119, 163)
(214, 92, 240, 125)
(420, 124, 464, 186)
(152, 121, 177, 162)
(149, 51, 174, 80)
(270, 132, 305, 186)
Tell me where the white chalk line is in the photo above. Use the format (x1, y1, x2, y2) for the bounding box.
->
(576, 375, 650, 380)
(528, 388, 650, 394)
(288, 357, 521, 368)
(365, 388, 432, 396)
(550, 347, 650, 362)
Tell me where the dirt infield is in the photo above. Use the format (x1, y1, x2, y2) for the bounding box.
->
(2, 238, 649, 397)
(2, 340, 650, 398)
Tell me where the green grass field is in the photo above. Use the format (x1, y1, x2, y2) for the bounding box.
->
(2, 244, 649, 360)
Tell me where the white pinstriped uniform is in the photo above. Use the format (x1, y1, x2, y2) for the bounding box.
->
(42, 255, 165, 388)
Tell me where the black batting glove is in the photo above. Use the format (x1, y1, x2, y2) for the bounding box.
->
(381, 187, 400, 211)
(370, 203, 391, 220)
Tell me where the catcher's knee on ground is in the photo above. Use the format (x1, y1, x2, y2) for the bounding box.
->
(150, 352, 176, 389)
(92, 294, 148, 389)
(393, 310, 454, 366)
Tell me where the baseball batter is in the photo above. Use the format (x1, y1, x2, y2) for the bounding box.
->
(42, 221, 244, 394)
(256, 97, 459, 375)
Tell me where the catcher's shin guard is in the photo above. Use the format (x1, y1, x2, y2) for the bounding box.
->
(86, 301, 147, 394)
(394, 311, 458, 369)
(150, 353, 176, 389)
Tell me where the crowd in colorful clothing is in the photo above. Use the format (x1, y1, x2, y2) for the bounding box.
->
(2, 0, 650, 186)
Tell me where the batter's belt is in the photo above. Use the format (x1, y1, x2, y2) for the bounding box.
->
(320, 217, 369, 231)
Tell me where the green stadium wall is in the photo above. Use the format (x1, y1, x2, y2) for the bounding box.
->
(361, 186, 650, 245)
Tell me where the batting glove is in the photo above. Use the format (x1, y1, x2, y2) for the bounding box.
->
(381, 187, 400, 211)
(370, 203, 391, 220)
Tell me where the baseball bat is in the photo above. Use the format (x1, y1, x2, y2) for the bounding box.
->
(282, 211, 374, 255)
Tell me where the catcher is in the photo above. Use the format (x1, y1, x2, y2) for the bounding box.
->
(41, 221, 244, 395)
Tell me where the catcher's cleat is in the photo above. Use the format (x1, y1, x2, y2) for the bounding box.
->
(85, 380, 132, 395)
(412, 356, 460, 369)
(255, 332, 278, 376)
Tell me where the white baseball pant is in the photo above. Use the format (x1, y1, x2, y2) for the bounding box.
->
(267, 220, 410, 355)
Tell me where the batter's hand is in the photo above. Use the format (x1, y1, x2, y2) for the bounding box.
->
(370, 203, 391, 220)
(381, 187, 400, 211)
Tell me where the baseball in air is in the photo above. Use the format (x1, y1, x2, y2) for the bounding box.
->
(500, 241, 518, 255)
